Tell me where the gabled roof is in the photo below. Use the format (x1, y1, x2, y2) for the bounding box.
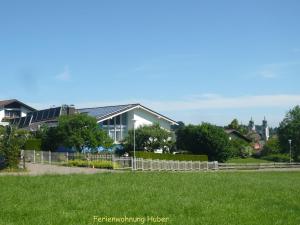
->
(78, 103, 178, 125)
(0, 99, 36, 111)
(225, 129, 252, 143)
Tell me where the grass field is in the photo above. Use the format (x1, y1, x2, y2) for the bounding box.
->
(1, 172, 300, 225)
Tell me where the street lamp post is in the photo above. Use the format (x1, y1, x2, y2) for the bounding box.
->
(132, 119, 137, 170)
(288, 139, 292, 163)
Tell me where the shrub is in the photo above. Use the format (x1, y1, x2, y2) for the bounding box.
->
(64, 159, 118, 169)
(176, 123, 231, 162)
(261, 154, 291, 162)
(261, 137, 280, 156)
(131, 151, 208, 161)
(24, 138, 42, 151)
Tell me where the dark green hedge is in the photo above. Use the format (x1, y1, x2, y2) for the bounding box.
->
(260, 154, 291, 162)
(131, 151, 208, 161)
(24, 138, 42, 151)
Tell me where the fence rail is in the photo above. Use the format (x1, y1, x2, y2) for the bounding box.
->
(22, 150, 218, 171)
(218, 162, 300, 170)
(23, 150, 300, 171)
(23, 150, 113, 165)
(133, 158, 218, 171)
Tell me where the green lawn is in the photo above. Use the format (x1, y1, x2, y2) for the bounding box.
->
(226, 157, 272, 163)
(1, 172, 300, 225)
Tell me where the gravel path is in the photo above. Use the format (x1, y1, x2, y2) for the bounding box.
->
(0, 163, 119, 176)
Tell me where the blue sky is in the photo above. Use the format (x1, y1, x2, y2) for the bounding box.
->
(1, 0, 300, 127)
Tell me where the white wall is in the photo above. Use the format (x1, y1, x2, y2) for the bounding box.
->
(126, 107, 172, 131)
(20, 106, 32, 117)
(0, 108, 4, 122)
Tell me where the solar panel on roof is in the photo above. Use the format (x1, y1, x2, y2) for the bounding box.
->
(78, 104, 137, 120)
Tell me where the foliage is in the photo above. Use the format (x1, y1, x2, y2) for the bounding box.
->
(132, 151, 208, 161)
(171, 121, 185, 132)
(63, 159, 118, 169)
(261, 137, 281, 156)
(125, 124, 174, 153)
(0, 126, 29, 169)
(24, 138, 42, 151)
(260, 154, 291, 162)
(226, 157, 272, 163)
(176, 123, 231, 162)
(278, 105, 300, 160)
(226, 119, 248, 135)
(38, 114, 113, 152)
(229, 139, 253, 158)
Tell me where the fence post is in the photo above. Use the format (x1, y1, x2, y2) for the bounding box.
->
(66, 152, 69, 163)
(199, 161, 201, 171)
(214, 161, 218, 170)
(41, 151, 43, 164)
(131, 157, 134, 171)
(49, 151, 51, 164)
(206, 161, 209, 171)
(141, 158, 144, 171)
(33, 150, 36, 163)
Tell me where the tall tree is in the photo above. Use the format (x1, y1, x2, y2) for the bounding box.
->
(278, 105, 300, 160)
(0, 126, 29, 169)
(40, 114, 113, 152)
(177, 123, 231, 162)
(228, 119, 239, 130)
(125, 124, 174, 153)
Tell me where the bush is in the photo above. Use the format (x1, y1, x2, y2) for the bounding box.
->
(64, 160, 118, 169)
(260, 154, 291, 162)
(131, 151, 208, 161)
(176, 123, 231, 162)
(24, 138, 42, 151)
(261, 137, 280, 156)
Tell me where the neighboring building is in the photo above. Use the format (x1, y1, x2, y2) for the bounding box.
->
(247, 117, 270, 141)
(78, 103, 178, 143)
(0, 99, 36, 126)
(9, 105, 75, 130)
(225, 129, 252, 143)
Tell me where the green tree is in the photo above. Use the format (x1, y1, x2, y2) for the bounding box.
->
(125, 124, 174, 153)
(229, 139, 252, 158)
(278, 105, 300, 161)
(226, 119, 248, 135)
(228, 119, 239, 130)
(176, 123, 231, 162)
(0, 126, 29, 169)
(39, 114, 113, 152)
(261, 137, 280, 156)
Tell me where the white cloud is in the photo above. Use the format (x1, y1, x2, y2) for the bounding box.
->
(55, 65, 71, 81)
(141, 94, 300, 111)
(258, 69, 277, 78)
(31, 94, 300, 111)
(256, 61, 300, 79)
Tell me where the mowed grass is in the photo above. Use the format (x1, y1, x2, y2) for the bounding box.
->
(1, 172, 300, 225)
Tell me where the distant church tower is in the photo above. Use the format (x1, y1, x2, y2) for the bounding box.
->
(262, 117, 269, 141)
(248, 117, 255, 131)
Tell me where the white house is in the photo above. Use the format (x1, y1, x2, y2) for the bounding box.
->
(78, 103, 178, 143)
(1, 99, 178, 144)
(0, 99, 36, 126)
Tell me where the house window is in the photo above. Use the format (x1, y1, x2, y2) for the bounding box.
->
(4, 110, 21, 118)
